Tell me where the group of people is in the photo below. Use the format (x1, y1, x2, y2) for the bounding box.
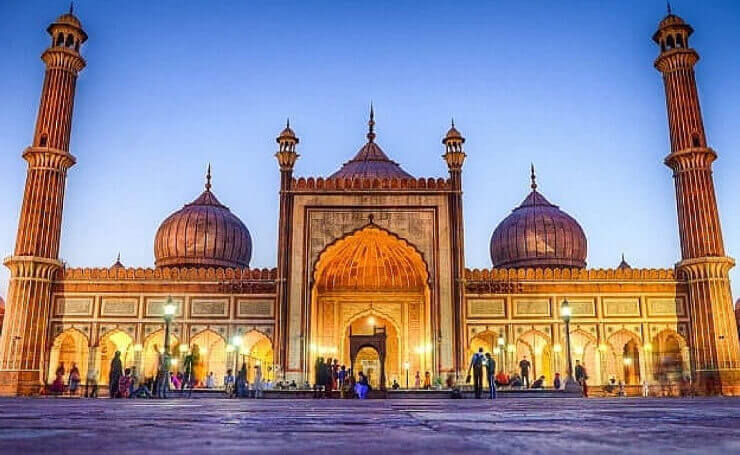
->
(467, 348, 589, 398)
(49, 362, 81, 396)
(223, 363, 264, 398)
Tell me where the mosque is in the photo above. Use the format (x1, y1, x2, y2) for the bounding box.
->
(0, 8, 739, 396)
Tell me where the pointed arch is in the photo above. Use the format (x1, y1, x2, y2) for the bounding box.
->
(48, 328, 89, 384)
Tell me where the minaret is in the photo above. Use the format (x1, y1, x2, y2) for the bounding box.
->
(274, 119, 299, 379)
(442, 120, 466, 375)
(0, 8, 87, 395)
(654, 10, 740, 395)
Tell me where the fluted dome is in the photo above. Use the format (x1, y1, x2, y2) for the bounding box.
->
(490, 169, 587, 269)
(154, 169, 252, 268)
(56, 13, 82, 28)
(329, 107, 412, 179)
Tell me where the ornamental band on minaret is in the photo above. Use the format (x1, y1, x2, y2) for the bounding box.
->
(0, 10, 87, 395)
(654, 12, 740, 394)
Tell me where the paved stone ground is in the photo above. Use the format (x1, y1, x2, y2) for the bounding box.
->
(0, 397, 738, 454)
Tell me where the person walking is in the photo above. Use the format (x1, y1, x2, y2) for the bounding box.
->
(224, 369, 235, 397)
(467, 347, 485, 398)
(642, 380, 650, 398)
(68, 363, 81, 396)
(108, 351, 123, 398)
(519, 356, 531, 388)
(484, 352, 497, 399)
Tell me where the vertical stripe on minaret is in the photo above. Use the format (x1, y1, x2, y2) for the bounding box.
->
(0, 11, 86, 396)
(654, 12, 740, 395)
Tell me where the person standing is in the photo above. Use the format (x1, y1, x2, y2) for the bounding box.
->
(484, 352, 497, 399)
(51, 362, 65, 394)
(108, 351, 123, 398)
(519, 356, 531, 388)
(414, 371, 421, 389)
(467, 347, 485, 398)
(574, 360, 588, 397)
(85, 368, 98, 398)
(205, 372, 215, 389)
(68, 363, 81, 396)
(423, 371, 432, 390)
(254, 365, 263, 398)
(223, 369, 235, 397)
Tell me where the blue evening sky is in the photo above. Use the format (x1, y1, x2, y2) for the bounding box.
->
(1, 1, 739, 300)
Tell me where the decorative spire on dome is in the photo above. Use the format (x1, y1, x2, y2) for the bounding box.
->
(205, 163, 212, 191)
(275, 118, 300, 171)
(442, 118, 466, 171)
(367, 103, 376, 143)
(328, 105, 412, 179)
(667, 1, 672, 14)
(69, 1, 74, 14)
(618, 253, 632, 270)
(111, 252, 124, 269)
(530, 163, 537, 190)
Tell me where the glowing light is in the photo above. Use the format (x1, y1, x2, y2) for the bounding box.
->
(553, 344, 562, 353)
(179, 344, 189, 353)
(232, 335, 243, 347)
(534, 347, 543, 355)
(561, 306, 571, 317)
(623, 357, 633, 366)
(497, 336, 505, 346)
(507, 344, 516, 353)
(367, 317, 376, 326)
(225, 344, 235, 353)
(310, 343, 317, 352)
(414, 345, 424, 355)
(574, 346, 584, 356)
(493, 347, 501, 355)
(200, 347, 207, 354)
(170, 358, 178, 367)
(404, 361, 410, 370)
(163, 297, 176, 316)
(644, 342, 653, 352)
(133, 344, 143, 352)
(598, 343, 608, 352)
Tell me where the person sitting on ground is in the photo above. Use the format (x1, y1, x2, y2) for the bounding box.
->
(553, 372, 562, 390)
(205, 372, 215, 389)
(510, 373, 522, 388)
(391, 379, 400, 390)
(495, 370, 509, 387)
(355, 372, 370, 399)
(170, 371, 181, 390)
(289, 380, 297, 389)
(531, 375, 545, 389)
(51, 362, 65, 394)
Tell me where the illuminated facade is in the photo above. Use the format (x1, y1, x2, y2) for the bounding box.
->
(0, 9, 738, 396)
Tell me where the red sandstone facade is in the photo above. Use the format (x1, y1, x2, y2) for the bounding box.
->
(0, 9, 737, 396)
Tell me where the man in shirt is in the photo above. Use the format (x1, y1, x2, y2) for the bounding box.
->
(484, 352, 497, 399)
(467, 347, 485, 398)
(519, 356, 531, 388)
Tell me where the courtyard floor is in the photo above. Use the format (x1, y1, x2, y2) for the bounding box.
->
(0, 397, 738, 454)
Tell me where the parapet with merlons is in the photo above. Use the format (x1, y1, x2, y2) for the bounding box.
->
(290, 176, 452, 192)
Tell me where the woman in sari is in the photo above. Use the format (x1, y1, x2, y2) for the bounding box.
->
(68, 363, 81, 396)
(51, 362, 65, 394)
(108, 351, 123, 398)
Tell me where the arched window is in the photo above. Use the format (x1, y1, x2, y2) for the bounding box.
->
(65, 34, 74, 47)
(666, 35, 675, 49)
(39, 134, 48, 147)
(676, 34, 684, 48)
(661, 41, 666, 52)
(691, 133, 701, 147)
(56, 33, 64, 46)
(75, 41, 80, 51)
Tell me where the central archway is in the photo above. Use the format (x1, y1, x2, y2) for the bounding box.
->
(310, 224, 431, 386)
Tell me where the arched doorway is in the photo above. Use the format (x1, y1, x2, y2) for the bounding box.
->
(310, 224, 430, 385)
(343, 314, 398, 386)
(653, 330, 685, 382)
(623, 340, 641, 385)
(354, 346, 381, 388)
(48, 329, 89, 384)
(516, 330, 552, 383)
(190, 330, 227, 386)
(142, 330, 179, 379)
(99, 330, 134, 385)
(241, 330, 274, 383)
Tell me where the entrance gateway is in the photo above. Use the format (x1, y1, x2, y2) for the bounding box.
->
(349, 326, 387, 391)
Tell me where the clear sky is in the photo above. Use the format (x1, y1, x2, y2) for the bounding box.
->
(1, 1, 739, 300)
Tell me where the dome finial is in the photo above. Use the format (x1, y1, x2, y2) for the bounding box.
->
(367, 102, 376, 142)
(530, 163, 537, 191)
(205, 163, 212, 191)
(69, 1, 74, 14)
(667, 1, 672, 14)
(451, 117, 455, 128)
(286, 117, 290, 128)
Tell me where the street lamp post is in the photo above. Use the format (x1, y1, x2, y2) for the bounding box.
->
(159, 297, 176, 398)
(497, 335, 505, 373)
(404, 361, 410, 389)
(560, 299, 581, 393)
(232, 334, 243, 384)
